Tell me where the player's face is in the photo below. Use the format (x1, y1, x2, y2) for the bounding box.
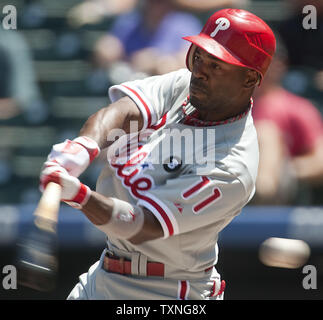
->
(189, 47, 250, 119)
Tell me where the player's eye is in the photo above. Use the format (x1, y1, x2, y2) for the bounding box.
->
(193, 54, 200, 62)
(211, 62, 220, 70)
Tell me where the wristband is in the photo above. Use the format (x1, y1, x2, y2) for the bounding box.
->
(95, 198, 145, 240)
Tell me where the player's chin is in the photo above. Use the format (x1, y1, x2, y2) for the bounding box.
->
(189, 93, 208, 110)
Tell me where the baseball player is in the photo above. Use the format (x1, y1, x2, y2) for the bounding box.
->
(40, 9, 276, 300)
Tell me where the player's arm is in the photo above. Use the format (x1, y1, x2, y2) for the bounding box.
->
(82, 173, 246, 243)
(41, 96, 143, 178)
(40, 165, 163, 244)
(82, 191, 163, 244)
(42, 68, 185, 178)
(79, 96, 143, 150)
(40, 165, 247, 244)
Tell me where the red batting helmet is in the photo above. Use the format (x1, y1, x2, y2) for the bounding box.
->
(183, 8, 276, 81)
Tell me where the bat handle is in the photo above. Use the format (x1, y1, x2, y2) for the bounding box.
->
(34, 182, 62, 233)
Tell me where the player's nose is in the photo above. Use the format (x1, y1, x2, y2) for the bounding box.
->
(192, 60, 208, 81)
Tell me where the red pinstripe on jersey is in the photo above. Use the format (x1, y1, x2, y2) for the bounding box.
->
(122, 85, 152, 128)
(178, 280, 190, 300)
(210, 280, 226, 297)
(137, 194, 175, 237)
(148, 112, 168, 130)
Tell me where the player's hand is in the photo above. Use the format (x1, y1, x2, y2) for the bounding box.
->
(45, 136, 100, 178)
(40, 163, 91, 209)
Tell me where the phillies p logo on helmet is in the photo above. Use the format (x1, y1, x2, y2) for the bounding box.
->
(210, 17, 230, 37)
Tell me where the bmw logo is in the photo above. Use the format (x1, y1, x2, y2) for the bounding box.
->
(163, 156, 182, 172)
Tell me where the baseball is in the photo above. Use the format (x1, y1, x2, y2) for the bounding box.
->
(259, 237, 311, 269)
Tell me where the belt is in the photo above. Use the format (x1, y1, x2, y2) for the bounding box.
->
(103, 252, 165, 277)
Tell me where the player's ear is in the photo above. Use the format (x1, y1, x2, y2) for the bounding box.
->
(244, 69, 259, 89)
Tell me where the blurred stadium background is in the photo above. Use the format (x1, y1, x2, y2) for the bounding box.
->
(0, 0, 322, 299)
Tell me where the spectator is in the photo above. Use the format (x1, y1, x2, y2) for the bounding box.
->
(67, 0, 249, 28)
(92, 0, 202, 82)
(0, 47, 19, 191)
(252, 37, 323, 205)
(174, 0, 249, 12)
(0, 46, 19, 120)
(67, 0, 138, 27)
(0, 29, 45, 123)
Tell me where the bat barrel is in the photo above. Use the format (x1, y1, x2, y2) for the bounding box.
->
(16, 182, 61, 291)
(16, 225, 58, 291)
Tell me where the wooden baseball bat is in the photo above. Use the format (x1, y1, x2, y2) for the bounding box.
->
(34, 182, 62, 233)
(16, 182, 62, 291)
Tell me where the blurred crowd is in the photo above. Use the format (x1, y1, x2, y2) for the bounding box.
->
(252, 0, 323, 205)
(0, 0, 322, 206)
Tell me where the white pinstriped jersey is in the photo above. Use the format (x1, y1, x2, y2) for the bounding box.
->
(96, 68, 259, 276)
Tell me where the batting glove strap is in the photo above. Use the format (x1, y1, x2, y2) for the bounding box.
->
(73, 136, 100, 162)
(40, 165, 92, 209)
(47, 136, 100, 177)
